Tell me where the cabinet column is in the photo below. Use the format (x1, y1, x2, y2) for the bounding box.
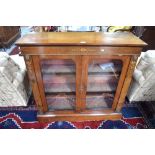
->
(75, 56, 82, 111)
(80, 56, 89, 111)
(24, 55, 44, 112)
(116, 55, 139, 111)
(32, 55, 48, 112)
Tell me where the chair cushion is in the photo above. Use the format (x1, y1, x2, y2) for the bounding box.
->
(127, 50, 155, 101)
(0, 52, 9, 66)
(0, 52, 21, 83)
(0, 52, 29, 106)
(10, 54, 26, 71)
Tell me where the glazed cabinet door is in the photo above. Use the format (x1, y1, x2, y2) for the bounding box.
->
(32, 55, 82, 113)
(27, 54, 131, 114)
(80, 55, 131, 112)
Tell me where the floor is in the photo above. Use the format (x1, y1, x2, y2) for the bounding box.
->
(0, 97, 148, 129)
(137, 101, 155, 128)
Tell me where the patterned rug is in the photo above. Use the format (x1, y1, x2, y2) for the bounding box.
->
(0, 97, 148, 129)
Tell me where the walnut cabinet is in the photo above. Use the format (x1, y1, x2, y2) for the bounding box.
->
(16, 32, 146, 122)
(0, 26, 20, 47)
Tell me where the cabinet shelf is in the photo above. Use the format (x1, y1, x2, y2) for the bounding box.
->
(86, 93, 114, 110)
(46, 94, 75, 111)
(46, 92, 114, 111)
(41, 60, 122, 74)
(43, 74, 118, 93)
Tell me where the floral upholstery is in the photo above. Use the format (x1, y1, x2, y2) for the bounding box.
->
(0, 52, 30, 107)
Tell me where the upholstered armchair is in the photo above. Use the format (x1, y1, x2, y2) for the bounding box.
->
(0, 52, 30, 107)
(127, 50, 155, 101)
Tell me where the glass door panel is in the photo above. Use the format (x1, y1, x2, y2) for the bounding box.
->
(86, 59, 122, 110)
(40, 59, 76, 111)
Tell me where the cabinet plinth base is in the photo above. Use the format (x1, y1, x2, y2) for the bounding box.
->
(37, 110, 122, 122)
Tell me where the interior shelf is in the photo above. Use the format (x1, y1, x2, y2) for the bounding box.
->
(41, 60, 122, 74)
(46, 94, 75, 110)
(43, 74, 118, 93)
(46, 93, 114, 111)
(86, 93, 114, 109)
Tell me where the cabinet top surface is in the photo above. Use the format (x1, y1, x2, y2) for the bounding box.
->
(16, 32, 147, 47)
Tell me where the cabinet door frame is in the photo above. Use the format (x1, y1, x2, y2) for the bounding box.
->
(32, 55, 82, 113)
(80, 55, 131, 111)
(29, 54, 131, 114)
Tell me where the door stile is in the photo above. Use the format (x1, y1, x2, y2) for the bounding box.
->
(75, 56, 83, 111)
(32, 55, 48, 112)
(24, 55, 44, 113)
(79, 55, 89, 111)
(112, 56, 131, 110)
(116, 55, 139, 111)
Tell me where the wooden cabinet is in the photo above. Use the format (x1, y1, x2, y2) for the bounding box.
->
(0, 26, 20, 47)
(16, 32, 146, 122)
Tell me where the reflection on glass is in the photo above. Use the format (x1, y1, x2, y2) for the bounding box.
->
(86, 60, 122, 110)
(41, 60, 76, 111)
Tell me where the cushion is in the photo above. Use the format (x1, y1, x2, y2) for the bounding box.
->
(0, 52, 21, 83)
(10, 54, 26, 71)
(0, 52, 10, 66)
(0, 52, 29, 106)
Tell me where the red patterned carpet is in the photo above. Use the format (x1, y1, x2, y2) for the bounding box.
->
(0, 112, 147, 129)
(0, 97, 148, 129)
